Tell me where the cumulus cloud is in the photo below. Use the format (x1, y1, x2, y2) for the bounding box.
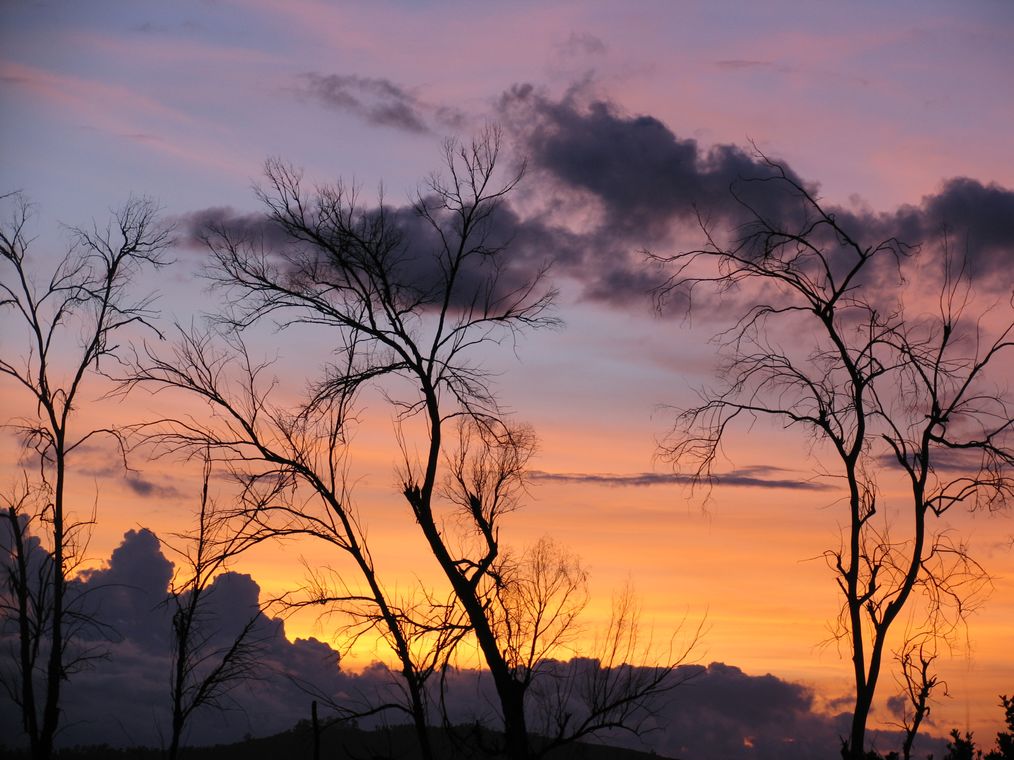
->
(831, 177, 1014, 290)
(499, 83, 811, 240)
(0, 527, 953, 757)
(0, 528, 351, 750)
(400, 659, 948, 760)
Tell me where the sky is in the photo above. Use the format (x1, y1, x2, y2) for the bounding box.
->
(2, 0, 1014, 754)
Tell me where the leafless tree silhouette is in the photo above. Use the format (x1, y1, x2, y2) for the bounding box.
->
(131, 128, 557, 759)
(131, 129, 693, 759)
(162, 451, 265, 760)
(440, 421, 699, 758)
(651, 159, 1013, 759)
(893, 634, 944, 760)
(0, 193, 171, 760)
(129, 325, 446, 760)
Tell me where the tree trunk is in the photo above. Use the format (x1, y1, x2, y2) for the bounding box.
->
(37, 449, 67, 760)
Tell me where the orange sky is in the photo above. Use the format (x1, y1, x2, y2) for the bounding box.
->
(5, 368, 1010, 740)
(3, 0, 1014, 751)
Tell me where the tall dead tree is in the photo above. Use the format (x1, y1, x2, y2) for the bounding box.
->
(652, 161, 1012, 759)
(132, 128, 556, 759)
(135, 128, 696, 759)
(0, 192, 171, 759)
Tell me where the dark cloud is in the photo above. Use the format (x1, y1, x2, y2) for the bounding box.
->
(417, 659, 948, 760)
(293, 72, 473, 135)
(122, 473, 186, 499)
(74, 528, 173, 648)
(499, 84, 810, 242)
(0, 528, 348, 750)
(176, 197, 557, 313)
(497, 84, 1014, 304)
(897, 178, 1013, 285)
(529, 467, 834, 491)
(0, 529, 952, 757)
(650, 662, 947, 759)
(491, 84, 821, 305)
(179, 87, 811, 311)
(175, 205, 292, 249)
(179, 86, 1014, 314)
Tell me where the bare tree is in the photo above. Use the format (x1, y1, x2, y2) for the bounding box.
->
(2, 484, 52, 752)
(441, 419, 699, 758)
(162, 451, 265, 760)
(0, 193, 171, 759)
(153, 128, 557, 760)
(893, 634, 945, 760)
(133, 129, 693, 759)
(131, 128, 559, 757)
(651, 161, 1013, 759)
(526, 584, 700, 758)
(130, 327, 445, 760)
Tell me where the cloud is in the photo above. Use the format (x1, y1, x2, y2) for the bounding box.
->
(0, 528, 349, 750)
(850, 178, 1014, 289)
(500, 83, 811, 241)
(176, 196, 558, 313)
(175, 205, 291, 249)
(122, 474, 186, 499)
(412, 659, 948, 760)
(75, 454, 186, 501)
(297, 72, 429, 133)
(0, 528, 952, 757)
(293, 72, 468, 135)
(715, 59, 774, 70)
(179, 84, 1014, 314)
(489, 84, 823, 306)
(498, 84, 1014, 304)
(558, 32, 608, 58)
(529, 467, 834, 491)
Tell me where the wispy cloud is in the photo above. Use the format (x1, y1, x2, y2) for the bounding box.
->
(297, 73, 429, 133)
(293, 72, 466, 135)
(530, 468, 833, 491)
(557, 31, 608, 58)
(714, 59, 773, 70)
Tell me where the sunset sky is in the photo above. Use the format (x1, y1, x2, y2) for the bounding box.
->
(2, 1, 1013, 755)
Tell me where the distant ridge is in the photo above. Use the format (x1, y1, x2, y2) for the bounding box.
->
(1, 722, 680, 760)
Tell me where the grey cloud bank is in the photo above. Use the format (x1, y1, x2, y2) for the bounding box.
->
(1, 526, 947, 758)
(179, 82, 1014, 316)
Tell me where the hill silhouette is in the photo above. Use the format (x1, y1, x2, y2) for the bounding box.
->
(1, 723, 677, 760)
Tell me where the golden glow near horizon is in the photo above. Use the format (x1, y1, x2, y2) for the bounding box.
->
(18, 394, 1011, 739)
